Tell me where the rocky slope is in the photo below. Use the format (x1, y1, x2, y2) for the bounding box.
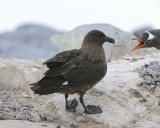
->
(0, 48, 160, 128)
(0, 23, 137, 61)
(0, 24, 62, 59)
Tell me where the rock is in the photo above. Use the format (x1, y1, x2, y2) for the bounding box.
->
(144, 64, 149, 68)
(0, 97, 41, 122)
(40, 112, 60, 122)
(68, 121, 78, 128)
(2, 91, 12, 101)
(139, 70, 148, 78)
(46, 116, 55, 122)
(155, 86, 160, 97)
(139, 97, 147, 103)
(0, 23, 63, 59)
(129, 89, 142, 98)
(154, 76, 160, 82)
(56, 125, 62, 128)
(156, 82, 160, 86)
(0, 58, 46, 91)
(75, 115, 86, 123)
(151, 71, 159, 78)
(136, 81, 143, 87)
(144, 84, 155, 91)
(136, 61, 160, 92)
(1, 48, 160, 127)
(0, 120, 57, 128)
(46, 115, 60, 122)
(143, 75, 152, 84)
(52, 23, 136, 62)
(151, 79, 156, 85)
(158, 100, 160, 106)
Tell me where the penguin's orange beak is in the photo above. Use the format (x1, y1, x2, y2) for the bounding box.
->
(131, 41, 145, 51)
(131, 38, 145, 51)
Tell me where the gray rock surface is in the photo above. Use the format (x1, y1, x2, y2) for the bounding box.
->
(0, 91, 40, 122)
(155, 86, 160, 97)
(0, 58, 46, 91)
(52, 24, 137, 62)
(0, 24, 62, 59)
(136, 61, 160, 93)
(1, 48, 160, 128)
(0, 120, 60, 128)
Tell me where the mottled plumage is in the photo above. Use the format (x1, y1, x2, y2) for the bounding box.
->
(30, 30, 115, 114)
(132, 29, 160, 51)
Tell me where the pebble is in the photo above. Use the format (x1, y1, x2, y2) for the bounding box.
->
(145, 85, 156, 91)
(156, 82, 160, 86)
(69, 121, 78, 128)
(129, 89, 142, 98)
(40, 113, 60, 121)
(154, 76, 160, 82)
(139, 97, 147, 103)
(2, 93, 11, 101)
(75, 115, 86, 123)
(56, 125, 61, 128)
(0, 91, 61, 123)
(136, 61, 160, 93)
(46, 116, 55, 122)
(0, 100, 41, 122)
(144, 75, 152, 84)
